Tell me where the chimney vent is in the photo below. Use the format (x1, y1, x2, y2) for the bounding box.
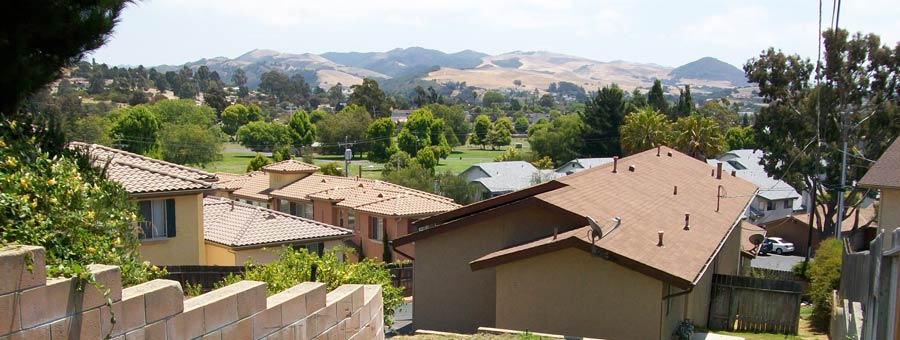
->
(673, 186, 678, 195)
(667, 151, 673, 157)
(628, 165, 636, 172)
(657, 231, 665, 247)
(684, 213, 691, 230)
(711, 169, 715, 177)
(731, 170, 736, 177)
(716, 162, 723, 180)
(657, 145, 661, 157)
(612, 157, 618, 173)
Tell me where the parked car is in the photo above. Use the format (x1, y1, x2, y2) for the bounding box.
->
(761, 237, 795, 255)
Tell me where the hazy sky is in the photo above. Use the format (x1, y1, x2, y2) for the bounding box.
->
(90, 0, 900, 68)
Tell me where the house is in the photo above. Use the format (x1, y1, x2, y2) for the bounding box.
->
(203, 196, 352, 265)
(760, 206, 876, 256)
(394, 146, 758, 339)
(554, 157, 615, 174)
(216, 160, 461, 261)
(72, 142, 217, 265)
(859, 137, 900, 250)
(740, 223, 766, 273)
(460, 161, 562, 201)
(708, 149, 804, 223)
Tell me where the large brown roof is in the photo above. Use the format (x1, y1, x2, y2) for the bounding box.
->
(262, 160, 319, 173)
(859, 137, 900, 190)
(203, 196, 351, 248)
(71, 142, 214, 194)
(271, 174, 460, 217)
(422, 146, 758, 289)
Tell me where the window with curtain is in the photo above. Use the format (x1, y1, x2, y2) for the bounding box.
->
(369, 217, 383, 240)
(137, 199, 175, 240)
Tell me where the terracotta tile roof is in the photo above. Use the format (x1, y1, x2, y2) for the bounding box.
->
(740, 223, 767, 257)
(262, 160, 319, 173)
(203, 196, 352, 248)
(214, 171, 271, 202)
(215, 172, 246, 182)
(70, 142, 214, 194)
(271, 174, 460, 217)
(859, 138, 900, 190)
(449, 146, 758, 289)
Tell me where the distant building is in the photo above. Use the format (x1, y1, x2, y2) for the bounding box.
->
(555, 158, 615, 174)
(460, 161, 562, 201)
(708, 149, 804, 223)
(390, 109, 412, 124)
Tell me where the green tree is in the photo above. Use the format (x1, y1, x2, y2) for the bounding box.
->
(744, 28, 900, 235)
(382, 162, 434, 192)
(247, 153, 273, 172)
(697, 98, 740, 133)
(231, 68, 247, 87)
(159, 124, 223, 166)
(539, 94, 556, 108)
(315, 105, 373, 154)
(426, 104, 468, 147)
(582, 84, 625, 157)
(415, 147, 437, 173)
(528, 114, 585, 163)
(111, 105, 159, 155)
(288, 110, 316, 151)
(481, 91, 505, 108)
(382, 151, 412, 177)
(150, 99, 217, 127)
(514, 117, 530, 134)
(69, 115, 112, 145)
(221, 103, 263, 135)
(397, 129, 420, 157)
(672, 114, 725, 159)
(647, 79, 669, 118)
(725, 126, 755, 150)
(366, 118, 396, 163)
(236, 121, 293, 152)
(1, 1, 128, 115)
(486, 118, 513, 150)
(437, 171, 473, 205)
(471, 114, 492, 149)
(203, 82, 228, 113)
(272, 146, 292, 162)
(808, 239, 842, 330)
(319, 162, 345, 176)
(328, 83, 344, 106)
(348, 78, 392, 118)
(674, 85, 693, 119)
(620, 107, 671, 155)
(627, 88, 648, 113)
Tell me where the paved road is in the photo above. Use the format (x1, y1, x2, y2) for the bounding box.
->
(388, 302, 413, 337)
(751, 253, 806, 271)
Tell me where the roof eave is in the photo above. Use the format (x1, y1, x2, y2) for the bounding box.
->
(130, 187, 215, 199)
(205, 233, 353, 250)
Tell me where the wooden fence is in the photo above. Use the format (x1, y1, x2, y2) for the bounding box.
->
(709, 274, 803, 334)
(833, 230, 899, 340)
(164, 265, 246, 292)
(388, 263, 413, 297)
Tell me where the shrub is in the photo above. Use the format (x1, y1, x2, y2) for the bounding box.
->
(808, 238, 842, 331)
(319, 162, 344, 176)
(218, 246, 404, 327)
(246, 153, 272, 172)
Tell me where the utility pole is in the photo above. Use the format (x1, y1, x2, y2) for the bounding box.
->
(835, 110, 848, 239)
(804, 176, 817, 271)
(344, 136, 351, 178)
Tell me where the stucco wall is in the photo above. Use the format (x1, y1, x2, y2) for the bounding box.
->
(880, 189, 900, 250)
(413, 202, 583, 333)
(139, 193, 205, 265)
(268, 172, 307, 190)
(715, 221, 742, 276)
(313, 200, 334, 225)
(494, 248, 663, 340)
(205, 242, 236, 266)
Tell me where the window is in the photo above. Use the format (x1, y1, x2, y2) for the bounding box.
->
(370, 217, 383, 241)
(338, 210, 344, 227)
(289, 202, 300, 216)
(137, 199, 175, 240)
(766, 200, 776, 211)
(302, 202, 313, 219)
(783, 199, 792, 209)
(348, 211, 355, 230)
(292, 242, 324, 257)
(279, 200, 289, 214)
(727, 160, 747, 170)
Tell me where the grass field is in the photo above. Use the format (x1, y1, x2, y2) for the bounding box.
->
(204, 140, 530, 180)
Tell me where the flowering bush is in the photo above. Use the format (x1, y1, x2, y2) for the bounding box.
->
(0, 117, 163, 286)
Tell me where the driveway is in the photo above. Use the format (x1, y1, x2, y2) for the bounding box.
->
(388, 302, 413, 336)
(751, 253, 806, 271)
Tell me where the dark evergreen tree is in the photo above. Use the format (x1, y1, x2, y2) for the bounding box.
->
(674, 85, 693, 119)
(647, 79, 669, 117)
(581, 84, 625, 157)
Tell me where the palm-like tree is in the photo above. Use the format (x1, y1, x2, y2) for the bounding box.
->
(673, 114, 725, 159)
(620, 107, 671, 155)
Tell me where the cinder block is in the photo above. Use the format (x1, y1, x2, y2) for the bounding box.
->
(315, 304, 337, 336)
(0, 324, 49, 340)
(100, 300, 124, 337)
(295, 319, 308, 340)
(305, 284, 326, 315)
(221, 316, 252, 339)
(85, 264, 122, 305)
(19, 277, 74, 328)
(274, 325, 293, 340)
(122, 280, 183, 324)
(349, 286, 364, 314)
(165, 305, 204, 340)
(268, 282, 321, 327)
(49, 308, 101, 340)
(0, 246, 45, 295)
(202, 329, 222, 340)
(142, 320, 165, 340)
(345, 311, 360, 333)
(235, 281, 267, 319)
(119, 292, 146, 332)
(123, 328, 145, 340)
(185, 281, 263, 333)
(0, 293, 20, 336)
(252, 306, 282, 340)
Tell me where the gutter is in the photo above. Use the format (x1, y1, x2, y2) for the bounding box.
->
(206, 233, 353, 251)
(390, 240, 415, 261)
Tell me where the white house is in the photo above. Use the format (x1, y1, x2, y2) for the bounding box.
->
(555, 158, 615, 175)
(460, 161, 562, 201)
(708, 149, 804, 223)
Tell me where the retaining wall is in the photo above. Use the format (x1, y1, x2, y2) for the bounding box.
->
(0, 246, 384, 340)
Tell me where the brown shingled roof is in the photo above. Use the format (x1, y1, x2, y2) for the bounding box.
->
(203, 196, 352, 248)
(70, 142, 214, 194)
(262, 160, 319, 173)
(859, 137, 900, 190)
(422, 146, 757, 289)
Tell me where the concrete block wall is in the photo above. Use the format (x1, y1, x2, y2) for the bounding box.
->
(0, 246, 385, 340)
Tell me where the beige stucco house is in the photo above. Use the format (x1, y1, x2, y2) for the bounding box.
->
(216, 160, 461, 262)
(395, 146, 758, 340)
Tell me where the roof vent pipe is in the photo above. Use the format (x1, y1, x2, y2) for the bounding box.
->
(673, 186, 678, 195)
(684, 213, 690, 230)
(657, 231, 665, 247)
(612, 157, 618, 173)
(667, 151, 673, 157)
(711, 169, 715, 177)
(657, 145, 661, 157)
(716, 162, 723, 180)
(731, 170, 736, 177)
(628, 165, 636, 172)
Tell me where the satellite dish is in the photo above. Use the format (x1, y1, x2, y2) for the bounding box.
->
(587, 216, 603, 239)
(749, 234, 765, 246)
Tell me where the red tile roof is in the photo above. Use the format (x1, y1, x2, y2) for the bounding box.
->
(214, 171, 272, 202)
(262, 160, 319, 173)
(203, 196, 351, 248)
(859, 138, 900, 190)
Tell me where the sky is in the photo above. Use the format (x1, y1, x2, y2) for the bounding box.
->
(90, 0, 900, 68)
